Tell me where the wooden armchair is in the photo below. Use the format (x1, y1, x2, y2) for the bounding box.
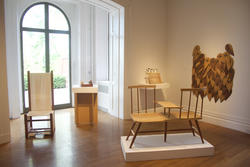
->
(157, 88, 205, 143)
(24, 71, 55, 138)
(126, 85, 167, 148)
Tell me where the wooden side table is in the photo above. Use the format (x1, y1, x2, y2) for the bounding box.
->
(72, 86, 98, 126)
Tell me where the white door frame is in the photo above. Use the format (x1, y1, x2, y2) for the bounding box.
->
(80, 0, 124, 119)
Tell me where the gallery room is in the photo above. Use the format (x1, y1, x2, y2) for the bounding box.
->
(0, 0, 249, 166)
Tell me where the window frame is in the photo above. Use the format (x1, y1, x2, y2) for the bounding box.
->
(20, 2, 72, 112)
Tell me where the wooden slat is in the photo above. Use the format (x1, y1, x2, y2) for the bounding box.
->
(181, 88, 206, 91)
(30, 128, 51, 130)
(26, 119, 51, 122)
(201, 96, 204, 117)
(154, 87, 156, 112)
(145, 87, 147, 113)
(187, 91, 192, 118)
(138, 130, 165, 133)
(137, 88, 139, 113)
(29, 130, 52, 133)
(130, 88, 133, 113)
(195, 95, 199, 118)
(179, 91, 183, 118)
(166, 128, 194, 131)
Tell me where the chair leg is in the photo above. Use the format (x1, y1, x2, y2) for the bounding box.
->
(129, 123, 142, 148)
(126, 122, 136, 140)
(24, 114, 28, 139)
(30, 116, 33, 128)
(195, 120, 204, 143)
(164, 121, 168, 142)
(50, 114, 54, 137)
(189, 120, 195, 136)
(53, 113, 56, 132)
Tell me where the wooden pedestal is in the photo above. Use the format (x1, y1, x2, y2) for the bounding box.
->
(73, 88, 98, 126)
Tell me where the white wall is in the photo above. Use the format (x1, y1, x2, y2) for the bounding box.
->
(77, 2, 95, 84)
(113, 0, 168, 119)
(114, 0, 250, 133)
(165, 0, 250, 133)
(94, 7, 109, 81)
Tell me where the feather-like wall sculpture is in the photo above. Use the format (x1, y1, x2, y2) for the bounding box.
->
(192, 44, 235, 102)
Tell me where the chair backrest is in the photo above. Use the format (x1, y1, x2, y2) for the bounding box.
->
(128, 85, 156, 114)
(28, 71, 54, 111)
(179, 88, 205, 119)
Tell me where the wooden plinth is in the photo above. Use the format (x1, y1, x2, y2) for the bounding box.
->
(74, 92, 98, 126)
(121, 133, 214, 161)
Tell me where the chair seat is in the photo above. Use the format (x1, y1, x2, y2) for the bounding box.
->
(131, 112, 167, 123)
(27, 110, 54, 117)
(156, 101, 181, 109)
(170, 111, 202, 119)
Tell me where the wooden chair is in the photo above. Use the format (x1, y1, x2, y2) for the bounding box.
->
(126, 85, 167, 148)
(157, 88, 205, 143)
(24, 71, 55, 138)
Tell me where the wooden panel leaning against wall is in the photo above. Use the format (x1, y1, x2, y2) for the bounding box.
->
(0, 0, 11, 144)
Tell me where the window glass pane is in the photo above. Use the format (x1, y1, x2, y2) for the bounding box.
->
(23, 31, 46, 108)
(22, 4, 45, 29)
(49, 6, 69, 31)
(49, 33, 70, 105)
(23, 31, 46, 73)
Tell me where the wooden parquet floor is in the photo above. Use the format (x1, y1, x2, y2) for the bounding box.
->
(0, 108, 249, 167)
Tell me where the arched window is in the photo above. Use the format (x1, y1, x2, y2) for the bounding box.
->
(20, 2, 71, 110)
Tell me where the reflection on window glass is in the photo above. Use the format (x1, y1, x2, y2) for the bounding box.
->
(49, 6, 69, 31)
(22, 4, 45, 29)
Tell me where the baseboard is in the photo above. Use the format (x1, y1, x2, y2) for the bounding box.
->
(98, 106, 108, 112)
(0, 133, 10, 145)
(181, 105, 250, 134)
(202, 111, 250, 134)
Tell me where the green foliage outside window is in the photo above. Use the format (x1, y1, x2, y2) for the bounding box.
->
(53, 76, 66, 89)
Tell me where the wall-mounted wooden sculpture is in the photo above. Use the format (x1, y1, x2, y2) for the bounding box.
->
(192, 44, 235, 102)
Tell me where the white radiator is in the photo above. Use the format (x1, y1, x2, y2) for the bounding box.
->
(97, 81, 112, 113)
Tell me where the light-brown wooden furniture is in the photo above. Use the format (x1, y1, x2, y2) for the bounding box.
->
(157, 88, 205, 143)
(72, 87, 98, 126)
(145, 72, 162, 84)
(126, 85, 168, 148)
(24, 71, 55, 138)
